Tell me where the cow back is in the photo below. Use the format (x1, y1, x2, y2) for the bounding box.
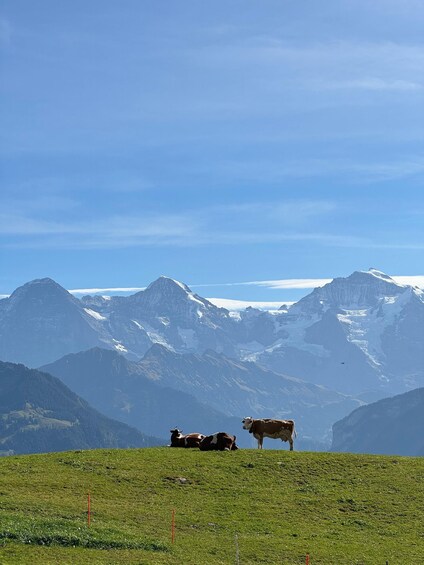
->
(251, 419, 295, 436)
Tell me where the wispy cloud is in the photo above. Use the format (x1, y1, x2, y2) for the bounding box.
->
(0, 212, 199, 248)
(318, 78, 423, 91)
(70, 287, 145, 295)
(2, 210, 423, 252)
(193, 275, 424, 291)
(2, 275, 424, 301)
(219, 200, 338, 225)
(193, 37, 424, 92)
(210, 155, 424, 183)
(237, 278, 332, 290)
(0, 198, 341, 249)
(63, 274, 424, 297)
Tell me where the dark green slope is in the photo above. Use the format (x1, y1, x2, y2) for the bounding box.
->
(0, 361, 163, 455)
(332, 387, 424, 455)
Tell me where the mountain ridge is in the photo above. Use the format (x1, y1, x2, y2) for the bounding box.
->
(41, 345, 363, 449)
(331, 387, 424, 455)
(0, 360, 163, 455)
(1, 269, 423, 398)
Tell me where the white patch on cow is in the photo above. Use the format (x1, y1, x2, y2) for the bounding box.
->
(210, 434, 219, 445)
(242, 417, 253, 431)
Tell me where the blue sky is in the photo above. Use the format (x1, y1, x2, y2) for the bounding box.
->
(1, 1, 424, 305)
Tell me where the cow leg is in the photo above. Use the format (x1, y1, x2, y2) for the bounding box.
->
(258, 436, 263, 449)
(289, 439, 293, 451)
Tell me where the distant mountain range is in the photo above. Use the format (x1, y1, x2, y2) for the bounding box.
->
(331, 387, 424, 456)
(41, 346, 361, 449)
(1, 268, 423, 451)
(40, 347, 245, 446)
(1, 270, 423, 400)
(0, 361, 163, 455)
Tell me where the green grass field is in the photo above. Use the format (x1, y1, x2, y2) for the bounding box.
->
(0, 447, 423, 564)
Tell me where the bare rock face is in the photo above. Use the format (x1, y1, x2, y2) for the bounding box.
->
(0, 278, 104, 367)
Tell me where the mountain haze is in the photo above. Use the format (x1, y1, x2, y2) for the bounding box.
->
(40, 347, 245, 445)
(331, 387, 424, 456)
(2, 269, 423, 400)
(41, 346, 361, 449)
(138, 344, 361, 444)
(0, 361, 162, 455)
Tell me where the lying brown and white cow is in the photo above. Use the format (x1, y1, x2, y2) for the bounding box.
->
(242, 417, 296, 450)
(199, 432, 238, 451)
(169, 428, 205, 448)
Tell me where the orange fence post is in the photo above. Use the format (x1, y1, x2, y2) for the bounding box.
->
(306, 554, 310, 565)
(171, 509, 175, 544)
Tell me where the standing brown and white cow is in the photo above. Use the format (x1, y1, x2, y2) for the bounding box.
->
(242, 417, 296, 450)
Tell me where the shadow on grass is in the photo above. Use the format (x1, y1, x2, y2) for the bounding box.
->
(0, 517, 168, 552)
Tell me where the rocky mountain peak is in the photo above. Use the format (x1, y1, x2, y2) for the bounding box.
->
(142, 342, 174, 359)
(6, 277, 79, 311)
(145, 276, 191, 295)
(130, 276, 215, 320)
(293, 268, 405, 313)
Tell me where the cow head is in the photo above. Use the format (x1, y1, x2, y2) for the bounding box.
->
(170, 428, 182, 436)
(242, 417, 254, 431)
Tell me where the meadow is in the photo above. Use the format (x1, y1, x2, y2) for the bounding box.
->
(0, 447, 423, 564)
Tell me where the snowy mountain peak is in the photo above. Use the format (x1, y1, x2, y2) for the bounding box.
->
(366, 268, 397, 283)
(145, 276, 192, 296)
(125, 275, 222, 330)
(348, 269, 401, 287)
(293, 269, 405, 313)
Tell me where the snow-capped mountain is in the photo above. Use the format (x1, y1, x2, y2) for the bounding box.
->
(82, 276, 239, 358)
(0, 278, 108, 367)
(1, 269, 423, 398)
(252, 269, 424, 395)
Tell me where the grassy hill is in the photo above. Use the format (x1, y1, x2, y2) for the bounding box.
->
(0, 448, 422, 564)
